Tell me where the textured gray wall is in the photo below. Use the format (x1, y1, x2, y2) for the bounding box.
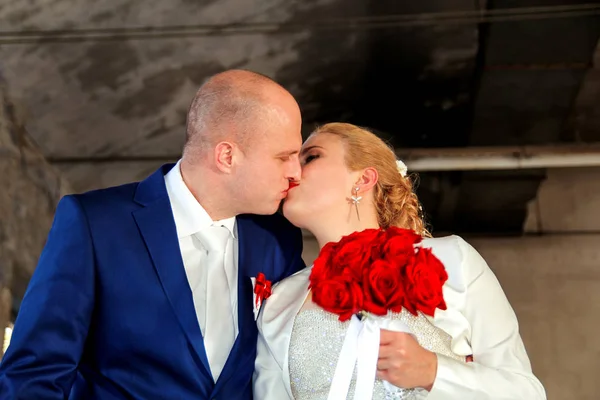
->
(0, 76, 70, 354)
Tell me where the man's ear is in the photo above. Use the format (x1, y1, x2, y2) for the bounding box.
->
(214, 141, 235, 173)
(354, 167, 378, 193)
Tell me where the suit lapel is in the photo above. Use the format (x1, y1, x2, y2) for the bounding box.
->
(236, 216, 266, 345)
(132, 165, 213, 379)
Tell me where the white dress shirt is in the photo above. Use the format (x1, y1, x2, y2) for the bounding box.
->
(164, 160, 239, 340)
(254, 235, 546, 399)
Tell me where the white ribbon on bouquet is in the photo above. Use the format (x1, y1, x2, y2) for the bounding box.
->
(327, 313, 416, 400)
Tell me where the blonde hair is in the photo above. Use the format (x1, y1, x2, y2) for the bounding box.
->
(311, 122, 430, 237)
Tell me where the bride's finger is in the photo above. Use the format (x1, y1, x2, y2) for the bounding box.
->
(377, 343, 398, 359)
(376, 358, 395, 371)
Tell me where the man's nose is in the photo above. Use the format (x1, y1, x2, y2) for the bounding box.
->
(287, 157, 301, 182)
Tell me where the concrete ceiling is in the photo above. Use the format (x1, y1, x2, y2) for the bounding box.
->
(1, 0, 599, 235)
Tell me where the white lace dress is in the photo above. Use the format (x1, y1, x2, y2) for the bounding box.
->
(287, 301, 465, 400)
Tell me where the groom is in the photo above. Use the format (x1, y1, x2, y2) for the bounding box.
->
(0, 70, 305, 399)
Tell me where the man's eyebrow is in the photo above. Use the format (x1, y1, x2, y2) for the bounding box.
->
(300, 145, 324, 156)
(275, 149, 300, 157)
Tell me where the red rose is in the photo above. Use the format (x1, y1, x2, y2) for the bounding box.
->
(312, 275, 364, 321)
(402, 247, 448, 316)
(310, 241, 339, 285)
(331, 229, 383, 279)
(421, 247, 449, 285)
(362, 259, 405, 316)
(385, 227, 423, 245)
(381, 228, 421, 265)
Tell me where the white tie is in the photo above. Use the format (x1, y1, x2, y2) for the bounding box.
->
(195, 225, 235, 382)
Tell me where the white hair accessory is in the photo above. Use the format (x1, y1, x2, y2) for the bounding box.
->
(396, 160, 408, 177)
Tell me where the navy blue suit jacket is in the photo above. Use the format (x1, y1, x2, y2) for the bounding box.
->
(0, 164, 305, 399)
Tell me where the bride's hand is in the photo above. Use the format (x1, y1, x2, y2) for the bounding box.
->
(377, 330, 438, 391)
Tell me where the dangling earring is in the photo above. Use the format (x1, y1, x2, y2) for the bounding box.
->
(350, 187, 362, 221)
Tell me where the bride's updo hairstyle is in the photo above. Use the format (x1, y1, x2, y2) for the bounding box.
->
(310, 122, 430, 236)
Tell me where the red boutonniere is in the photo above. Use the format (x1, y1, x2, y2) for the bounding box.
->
(252, 272, 272, 320)
(309, 227, 448, 322)
(254, 272, 272, 306)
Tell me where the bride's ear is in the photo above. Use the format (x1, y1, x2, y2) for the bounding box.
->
(354, 167, 378, 193)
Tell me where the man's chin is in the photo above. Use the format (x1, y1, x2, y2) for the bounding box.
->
(254, 200, 283, 216)
(245, 198, 291, 216)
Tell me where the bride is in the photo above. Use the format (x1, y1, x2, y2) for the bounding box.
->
(253, 122, 546, 399)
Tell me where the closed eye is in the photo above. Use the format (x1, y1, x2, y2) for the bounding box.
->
(303, 154, 319, 165)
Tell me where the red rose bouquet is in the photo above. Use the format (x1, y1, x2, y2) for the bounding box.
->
(310, 227, 465, 399)
(309, 227, 448, 322)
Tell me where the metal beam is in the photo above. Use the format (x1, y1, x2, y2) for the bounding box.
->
(397, 143, 600, 171)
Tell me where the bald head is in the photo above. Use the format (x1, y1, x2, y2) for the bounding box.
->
(184, 69, 299, 157)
